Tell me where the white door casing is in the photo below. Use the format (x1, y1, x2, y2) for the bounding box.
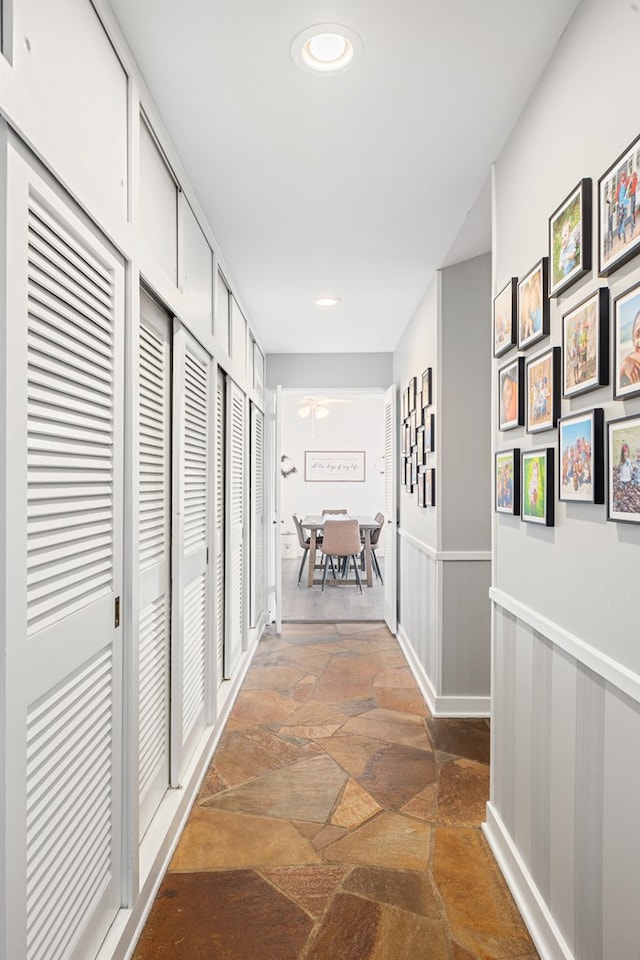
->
(383, 384, 398, 633)
(2, 148, 125, 960)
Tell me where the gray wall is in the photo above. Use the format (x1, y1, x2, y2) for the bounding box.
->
(441, 253, 492, 551)
(267, 352, 392, 388)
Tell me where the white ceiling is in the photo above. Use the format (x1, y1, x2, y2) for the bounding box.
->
(106, 0, 579, 354)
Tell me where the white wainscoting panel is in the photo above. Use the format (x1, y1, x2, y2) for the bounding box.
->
(397, 530, 490, 716)
(488, 593, 640, 960)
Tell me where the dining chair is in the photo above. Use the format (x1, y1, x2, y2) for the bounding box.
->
(292, 514, 330, 585)
(362, 511, 385, 584)
(319, 518, 363, 593)
(321, 508, 348, 515)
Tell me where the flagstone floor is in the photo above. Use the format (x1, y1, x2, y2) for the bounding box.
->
(133, 622, 538, 960)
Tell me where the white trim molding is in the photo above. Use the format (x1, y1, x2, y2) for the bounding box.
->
(399, 527, 491, 562)
(398, 625, 491, 717)
(490, 587, 640, 705)
(483, 803, 575, 960)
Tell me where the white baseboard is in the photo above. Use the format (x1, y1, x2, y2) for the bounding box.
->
(483, 803, 574, 960)
(397, 625, 490, 718)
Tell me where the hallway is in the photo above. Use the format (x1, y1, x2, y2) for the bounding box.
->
(132, 623, 537, 960)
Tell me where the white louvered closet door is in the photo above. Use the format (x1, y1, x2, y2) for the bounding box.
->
(2, 153, 124, 960)
(138, 291, 171, 837)
(171, 323, 211, 784)
(250, 402, 265, 627)
(215, 367, 226, 679)
(224, 379, 246, 678)
(383, 384, 398, 633)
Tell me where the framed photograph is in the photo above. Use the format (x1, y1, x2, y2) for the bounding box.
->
(598, 134, 640, 276)
(559, 408, 604, 504)
(424, 468, 435, 506)
(402, 387, 409, 421)
(416, 425, 425, 465)
(421, 367, 433, 406)
(607, 414, 640, 523)
(304, 450, 365, 482)
(401, 421, 411, 457)
(498, 356, 524, 431)
(518, 258, 550, 350)
(495, 448, 520, 515)
(417, 467, 426, 507)
(562, 288, 609, 398)
(549, 179, 592, 297)
(409, 410, 417, 447)
(526, 346, 560, 434)
(614, 280, 640, 399)
(494, 278, 518, 357)
(521, 447, 554, 526)
(404, 457, 413, 492)
(408, 376, 417, 413)
(423, 412, 434, 452)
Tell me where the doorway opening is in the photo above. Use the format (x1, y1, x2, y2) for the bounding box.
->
(278, 388, 388, 623)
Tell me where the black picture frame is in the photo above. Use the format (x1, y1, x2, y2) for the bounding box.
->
(423, 413, 434, 452)
(421, 367, 433, 406)
(558, 408, 604, 504)
(494, 278, 518, 357)
(607, 413, 640, 523)
(424, 468, 435, 506)
(521, 447, 555, 526)
(548, 178, 592, 298)
(561, 288, 609, 399)
(498, 356, 524, 431)
(408, 376, 417, 413)
(613, 279, 640, 400)
(518, 257, 550, 350)
(495, 448, 520, 515)
(526, 346, 560, 434)
(598, 133, 640, 276)
(416, 425, 425, 465)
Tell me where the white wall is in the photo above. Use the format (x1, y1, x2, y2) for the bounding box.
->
(488, 1, 640, 957)
(280, 392, 385, 541)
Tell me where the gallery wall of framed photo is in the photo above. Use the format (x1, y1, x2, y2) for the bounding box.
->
(491, 0, 640, 679)
(494, 143, 640, 541)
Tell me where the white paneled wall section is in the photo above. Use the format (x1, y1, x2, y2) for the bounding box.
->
(0, 2, 267, 959)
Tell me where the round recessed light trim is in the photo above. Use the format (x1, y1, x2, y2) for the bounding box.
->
(292, 24, 363, 75)
(313, 296, 342, 307)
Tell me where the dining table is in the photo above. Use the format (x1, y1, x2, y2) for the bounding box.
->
(300, 515, 381, 588)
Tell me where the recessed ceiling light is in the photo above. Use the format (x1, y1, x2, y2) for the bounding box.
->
(314, 297, 341, 307)
(292, 24, 363, 75)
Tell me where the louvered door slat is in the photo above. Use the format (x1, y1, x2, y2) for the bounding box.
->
(138, 291, 171, 837)
(180, 341, 209, 749)
(225, 380, 245, 677)
(250, 404, 265, 626)
(215, 368, 225, 675)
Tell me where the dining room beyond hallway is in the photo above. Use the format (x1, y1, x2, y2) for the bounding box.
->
(132, 622, 538, 960)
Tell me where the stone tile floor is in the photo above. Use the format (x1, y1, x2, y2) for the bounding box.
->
(133, 623, 539, 960)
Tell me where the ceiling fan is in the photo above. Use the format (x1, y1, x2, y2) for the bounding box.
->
(295, 396, 352, 419)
